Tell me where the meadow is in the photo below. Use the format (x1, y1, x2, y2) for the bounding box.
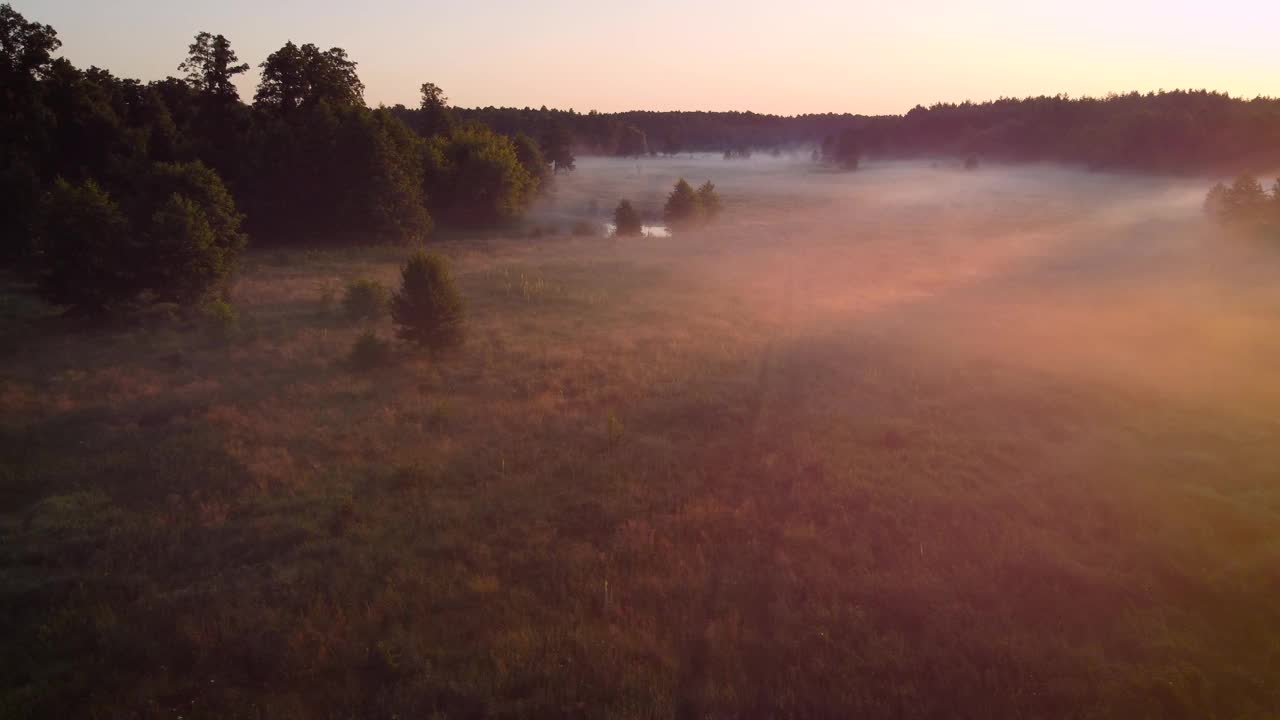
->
(2, 156, 1279, 719)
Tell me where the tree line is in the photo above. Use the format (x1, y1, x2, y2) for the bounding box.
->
(0, 4, 553, 312)
(446, 92, 1280, 175)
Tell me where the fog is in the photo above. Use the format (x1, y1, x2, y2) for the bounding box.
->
(533, 155, 1280, 416)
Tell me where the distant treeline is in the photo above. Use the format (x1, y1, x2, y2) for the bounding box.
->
(441, 92, 1280, 174)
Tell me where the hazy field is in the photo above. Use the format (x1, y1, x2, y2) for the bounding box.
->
(3, 157, 1279, 718)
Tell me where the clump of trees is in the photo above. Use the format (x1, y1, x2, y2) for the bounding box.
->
(820, 128, 860, 170)
(36, 162, 247, 314)
(662, 179, 723, 228)
(1204, 175, 1280, 235)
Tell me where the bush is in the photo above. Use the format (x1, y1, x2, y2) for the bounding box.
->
(424, 123, 536, 227)
(203, 298, 238, 341)
(139, 162, 247, 303)
(613, 200, 642, 236)
(348, 329, 392, 370)
(35, 162, 247, 314)
(36, 179, 137, 312)
(571, 220, 597, 237)
(342, 278, 390, 321)
(390, 251, 464, 352)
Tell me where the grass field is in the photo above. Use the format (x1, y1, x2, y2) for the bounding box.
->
(3, 158, 1279, 718)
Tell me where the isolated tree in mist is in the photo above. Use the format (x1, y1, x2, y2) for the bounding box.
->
(1205, 175, 1280, 234)
(824, 127, 860, 170)
(179, 32, 248, 102)
(613, 200, 642, 236)
(663, 178, 701, 226)
(255, 41, 365, 113)
(696, 181, 722, 220)
(391, 250, 465, 351)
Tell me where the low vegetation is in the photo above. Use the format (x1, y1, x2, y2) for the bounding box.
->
(1204, 175, 1280, 236)
(340, 278, 390, 321)
(390, 250, 465, 351)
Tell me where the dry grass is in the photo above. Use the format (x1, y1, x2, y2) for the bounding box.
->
(2, 160, 1279, 718)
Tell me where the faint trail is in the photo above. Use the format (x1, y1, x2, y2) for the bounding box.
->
(675, 236, 810, 719)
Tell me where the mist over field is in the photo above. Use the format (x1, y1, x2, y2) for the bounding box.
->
(5, 2, 1280, 717)
(541, 156, 1280, 407)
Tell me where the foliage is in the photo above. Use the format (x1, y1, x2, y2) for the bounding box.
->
(423, 123, 535, 226)
(822, 127, 860, 170)
(348, 329, 392, 369)
(512, 132, 550, 191)
(541, 121, 575, 172)
(663, 178, 701, 226)
(697, 181, 722, 220)
(571, 220, 597, 237)
(254, 41, 364, 114)
(414, 81, 454, 137)
(613, 200, 642, 236)
(663, 178, 724, 228)
(33, 160, 246, 312)
(390, 250, 464, 351)
(179, 31, 249, 102)
(243, 104, 431, 244)
(202, 297, 238, 339)
(35, 178, 135, 311)
(1204, 175, 1280, 235)
(341, 278, 389, 321)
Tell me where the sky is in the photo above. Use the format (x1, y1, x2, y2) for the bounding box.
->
(18, 0, 1280, 116)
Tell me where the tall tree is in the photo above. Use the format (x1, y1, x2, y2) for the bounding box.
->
(255, 41, 364, 114)
(179, 32, 248, 102)
(417, 82, 454, 137)
(1, 3, 61, 260)
(541, 121, 575, 172)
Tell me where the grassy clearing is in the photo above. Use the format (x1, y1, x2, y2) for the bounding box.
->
(2, 161, 1279, 718)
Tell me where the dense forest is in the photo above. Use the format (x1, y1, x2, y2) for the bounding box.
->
(1, 3, 548, 308)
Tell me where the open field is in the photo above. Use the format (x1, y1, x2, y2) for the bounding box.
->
(3, 158, 1280, 718)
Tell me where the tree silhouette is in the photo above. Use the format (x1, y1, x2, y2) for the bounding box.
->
(179, 32, 248, 102)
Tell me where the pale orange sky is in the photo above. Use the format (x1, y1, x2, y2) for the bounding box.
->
(20, 0, 1280, 115)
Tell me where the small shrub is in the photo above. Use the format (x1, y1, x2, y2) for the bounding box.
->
(607, 412, 625, 449)
(203, 299, 238, 341)
(342, 278, 390, 321)
(613, 200, 642, 236)
(348, 329, 392, 370)
(390, 251, 465, 352)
